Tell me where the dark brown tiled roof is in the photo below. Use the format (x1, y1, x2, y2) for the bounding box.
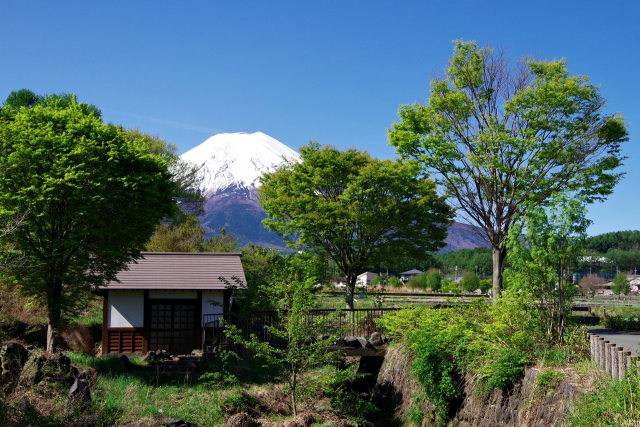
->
(100, 252, 246, 290)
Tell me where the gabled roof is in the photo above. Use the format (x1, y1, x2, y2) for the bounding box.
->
(100, 252, 246, 290)
(400, 269, 423, 275)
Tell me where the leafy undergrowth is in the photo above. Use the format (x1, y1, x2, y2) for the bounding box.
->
(2, 349, 381, 426)
(568, 367, 640, 426)
(377, 294, 590, 426)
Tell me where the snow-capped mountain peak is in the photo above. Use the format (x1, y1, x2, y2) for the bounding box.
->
(181, 131, 300, 197)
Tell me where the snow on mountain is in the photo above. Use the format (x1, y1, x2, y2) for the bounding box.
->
(181, 131, 300, 197)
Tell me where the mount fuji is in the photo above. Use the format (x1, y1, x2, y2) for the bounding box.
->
(181, 132, 300, 248)
(181, 131, 488, 251)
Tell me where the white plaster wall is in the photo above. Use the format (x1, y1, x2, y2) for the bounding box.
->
(202, 290, 224, 326)
(108, 290, 144, 328)
(148, 290, 197, 299)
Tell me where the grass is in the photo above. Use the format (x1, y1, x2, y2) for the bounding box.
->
(568, 368, 640, 426)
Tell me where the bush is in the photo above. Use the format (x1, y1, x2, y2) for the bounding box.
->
(440, 279, 459, 294)
(460, 272, 480, 292)
(407, 273, 429, 289)
(426, 271, 442, 291)
(387, 276, 403, 288)
(604, 313, 640, 331)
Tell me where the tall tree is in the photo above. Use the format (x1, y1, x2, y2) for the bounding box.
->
(146, 215, 238, 253)
(259, 142, 452, 308)
(505, 195, 590, 344)
(0, 99, 176, 351)
(389, 40, 628, 298)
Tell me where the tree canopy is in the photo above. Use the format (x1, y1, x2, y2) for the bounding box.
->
(259, 142, 452, 308)
(389, 40, 628, 298)
(0, 99, 176, 350)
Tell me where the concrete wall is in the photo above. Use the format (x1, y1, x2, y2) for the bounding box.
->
(108, 290, 144, 328)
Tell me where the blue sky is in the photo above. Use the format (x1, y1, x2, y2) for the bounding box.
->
(1, 1, 638, 235)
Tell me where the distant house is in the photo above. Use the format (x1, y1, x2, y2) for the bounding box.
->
(97, 252, 246, 355)
(356, 272, 378, 287)
(400, 269, 422, 283)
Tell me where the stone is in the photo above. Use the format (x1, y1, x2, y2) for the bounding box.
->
(19, 351, 76, 387)
(369, 332, 385, 346)
(342, 336, 362, 348)
(226, 412, 255, 427)
(0, 341, 29, 393)
(68, 378, 91, 402)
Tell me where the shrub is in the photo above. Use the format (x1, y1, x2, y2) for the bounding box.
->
(460, 272, 480, 292)
(440, 279, 459, 294)
(426, 270, 442, 291)
(387, 276, 403, 288)
(407, 273, 429, 289)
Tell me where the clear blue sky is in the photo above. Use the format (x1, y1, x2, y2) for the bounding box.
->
(1, 1, 638, 235)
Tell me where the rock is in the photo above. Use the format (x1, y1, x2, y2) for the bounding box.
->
(226, 412, 255, 427)
(18, 352, 76, 388)
(68, 378, 91, 402)
(191, 349, 203, 357)
(356, 337, 371, 349)
(0, 341, 29, 393)
(118, 354, 132, 368)
(342, 336, 362, 348)
(369, 332, 385, 346)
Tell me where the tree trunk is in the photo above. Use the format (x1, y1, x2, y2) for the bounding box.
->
(491, 246, 507, 300)
(344, 273, 357, 309)
(46, 278, 63, 353)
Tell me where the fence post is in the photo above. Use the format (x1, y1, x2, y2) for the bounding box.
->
(619, 350, 630, 379)
(611, 345, 620, 380)
(604, 341, 611, 375)
(598, 338, 606, 368)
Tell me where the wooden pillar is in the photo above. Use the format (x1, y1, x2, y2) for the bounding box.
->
(102, 292, 108, 355)
(604, 341, 611, 374)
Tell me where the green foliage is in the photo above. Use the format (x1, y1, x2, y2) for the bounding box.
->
(586, 230, 640, 252)
(460, 272, 480, 292)
(389, 40, 628, 297)
(321, 365, 381, 424)
(505, 194, 589, 344)
(479, 279, 492, 292)
(426, 270, 442, 291)
(435, 248, 493, 277)
(603, 313, 640, 331)
(259, 142, 452, 308)
(4, 89, 102, 116)
(0, 99, 176, 350)
(568, 369, 640, 426)
(612, 273, 631, 296)
(387, 276, 403, 288)
(407, 273, 427, 289)
(146, 215, 238, 253)
(534, 369, 564, 395)
(407, 402, 425, 426)
(483, 348, 529, 395)
(376, 294, 581, 424)
(440, 279, 459, 294)
(225, 251, 332, 416)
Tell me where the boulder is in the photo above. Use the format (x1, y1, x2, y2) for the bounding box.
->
(0, 341, 29, 393)
(19, 352, 76, 387)
(342, 336, 362, 348)
(369, 332, 385, 347)
(68, 378, 91, 402)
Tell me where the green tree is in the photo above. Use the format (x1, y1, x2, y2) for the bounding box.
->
(226, 252, 331, 416)
(460, 271, 480, 292)
(260, 142, 452, 308)
(387, 276, 403, 288)
(0, 100, 176, 351)
(146, 215, 238, 253)
(426, 270, 442, 291)
(612, 273, 631, 298)
(5, 89, 102, 117)
(407, 273, 430, 289)
(389, 40, 628, 299)
(505, 195, 589, 344)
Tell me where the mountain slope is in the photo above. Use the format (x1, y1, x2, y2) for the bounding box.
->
(181, 131, 488, 251)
